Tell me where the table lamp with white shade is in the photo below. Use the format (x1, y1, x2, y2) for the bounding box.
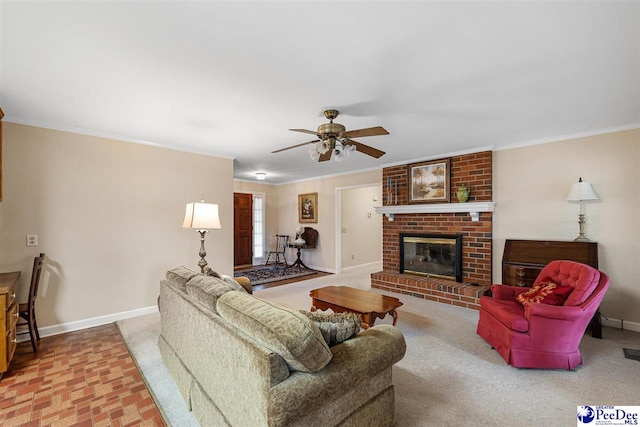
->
(566, 177, 599, 242)
(182, 199, 221, 272)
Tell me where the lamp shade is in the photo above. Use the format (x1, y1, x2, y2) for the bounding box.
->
(566, 178, 599, 202)
(182, 202, 221, 230)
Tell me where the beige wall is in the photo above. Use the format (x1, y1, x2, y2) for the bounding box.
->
(11, 121, 634, 332)
(340, 185, 383, 269)
(494, 129, 640, 326)
(234, 173, 383, 270)
(275, 170, 382, 272)
(0, 123, 234, 330)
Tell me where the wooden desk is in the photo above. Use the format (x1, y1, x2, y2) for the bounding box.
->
(1, 271, 21, 377)
(310, 286, 403, 328)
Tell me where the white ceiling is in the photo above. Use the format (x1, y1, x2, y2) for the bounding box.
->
(1, 1, 638, 184)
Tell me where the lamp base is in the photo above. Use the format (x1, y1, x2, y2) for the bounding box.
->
(197, 230, 209, 273)
(573, 213, 593, 242)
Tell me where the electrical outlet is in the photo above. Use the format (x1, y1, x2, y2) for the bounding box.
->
(26, 234, 38, 247)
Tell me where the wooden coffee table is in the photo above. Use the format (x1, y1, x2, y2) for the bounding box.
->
(309, 286, 403, 329)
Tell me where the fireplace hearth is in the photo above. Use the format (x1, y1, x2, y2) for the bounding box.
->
(400, 233, 462, 282)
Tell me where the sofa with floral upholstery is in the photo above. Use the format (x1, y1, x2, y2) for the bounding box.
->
(158, 266, 406, 426)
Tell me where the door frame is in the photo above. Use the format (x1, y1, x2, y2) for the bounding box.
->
(334, 182, 382, 274)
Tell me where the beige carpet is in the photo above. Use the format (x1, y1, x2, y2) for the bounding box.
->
(117, 263, 640, 426)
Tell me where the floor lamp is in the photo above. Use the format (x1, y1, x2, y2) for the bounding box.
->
(182, 200, 221, 273)
(566, 177, 599, 242)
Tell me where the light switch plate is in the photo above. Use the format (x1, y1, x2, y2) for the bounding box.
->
(26, 234, 38, 247)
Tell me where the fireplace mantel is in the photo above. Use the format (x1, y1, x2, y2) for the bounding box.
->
(374, 202, 495, 222)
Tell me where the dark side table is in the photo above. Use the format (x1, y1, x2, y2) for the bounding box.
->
(286, 243, 309, 271)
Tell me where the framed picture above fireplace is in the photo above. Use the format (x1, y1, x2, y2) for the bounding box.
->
(407, 158, 451, 204)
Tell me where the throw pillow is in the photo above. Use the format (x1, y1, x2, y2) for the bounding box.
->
(300, 310, 362, 346)
(221, 274, 252, 294)
(539, 284, 574, 306)
(516, 281, 573, 306)
(203, 266, 222, 279)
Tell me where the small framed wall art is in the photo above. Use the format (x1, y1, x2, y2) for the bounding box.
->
(407, 158, 451, 204)
(298, 192, 318, 223)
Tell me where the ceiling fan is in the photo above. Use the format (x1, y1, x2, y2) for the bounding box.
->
(272, 109, 389, 162)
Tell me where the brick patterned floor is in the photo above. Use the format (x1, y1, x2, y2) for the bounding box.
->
(0, 324, 166, 427)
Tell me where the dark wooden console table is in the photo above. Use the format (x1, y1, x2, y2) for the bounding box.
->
(1, 271, 21, 378)
(502, 239, 602, 338)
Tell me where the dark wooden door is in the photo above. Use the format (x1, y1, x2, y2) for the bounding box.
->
(234, 193, 253, 266)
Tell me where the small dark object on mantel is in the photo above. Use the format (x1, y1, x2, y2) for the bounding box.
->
(468, 282, 480, 287)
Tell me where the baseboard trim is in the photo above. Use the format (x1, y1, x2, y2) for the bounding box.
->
(306, 265, 336, 274)
(17, 305, 159, 342)
(602, 317, 640, 333)
(341, 261, 383, 272)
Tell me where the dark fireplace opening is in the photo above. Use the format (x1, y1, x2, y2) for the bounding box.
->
(399, 233, 462, 282)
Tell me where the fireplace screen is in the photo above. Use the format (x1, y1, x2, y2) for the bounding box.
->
(399, 234, 462, 282)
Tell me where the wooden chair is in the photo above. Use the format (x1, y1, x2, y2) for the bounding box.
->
(16, 253, 46, 352)
(265, 235, 289, 265)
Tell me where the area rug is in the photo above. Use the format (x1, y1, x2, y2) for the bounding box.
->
(234, 264, 318, 285)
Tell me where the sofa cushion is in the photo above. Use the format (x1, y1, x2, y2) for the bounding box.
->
(186, 274, 244, 313)
(217, 291, 332, 372)
(300, 310, 361, 346)
(166, 266, 199, 292)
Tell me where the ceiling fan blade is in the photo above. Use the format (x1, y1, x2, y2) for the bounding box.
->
(342, 126, 389, 138)
(272, 140, 319, 154)
(318, 149, 332, 162)
(289, 128, 319, 136)
(346, 139, 386, 158)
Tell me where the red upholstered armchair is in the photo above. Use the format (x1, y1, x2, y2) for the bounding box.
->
(477, 260, 609, 370)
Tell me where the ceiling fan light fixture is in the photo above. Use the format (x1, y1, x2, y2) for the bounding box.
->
(308, 147, 320, 161)
(333, 141, 347, 162)
(317, 140, 330, 155)
(344, 142, 356, 152)
(277, 109, 389, 163)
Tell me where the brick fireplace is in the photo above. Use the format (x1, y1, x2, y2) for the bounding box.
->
(372, 151, 493, 310)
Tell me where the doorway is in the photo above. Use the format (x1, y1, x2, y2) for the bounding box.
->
(233, 193, 253, 267)
(233, 192, 266, 267)
(335, 184, 383, 273)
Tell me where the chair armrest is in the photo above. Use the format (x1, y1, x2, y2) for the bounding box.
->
(491, 284, 530, 301)
(525, 303, 584, 321)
